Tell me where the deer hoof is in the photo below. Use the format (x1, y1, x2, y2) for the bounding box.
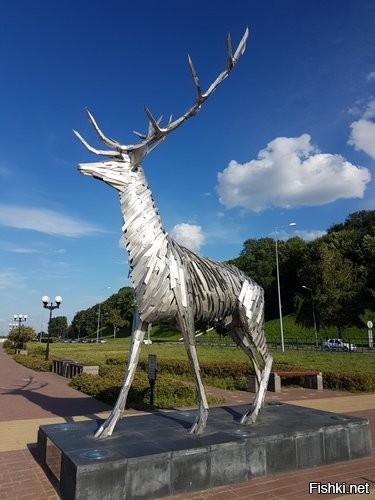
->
(189, 420, 205, 435)
(240, 410, 257, 425)
(94, 422, 113, 439)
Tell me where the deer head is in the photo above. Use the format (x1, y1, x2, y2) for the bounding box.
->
(74, 28, 249, 191)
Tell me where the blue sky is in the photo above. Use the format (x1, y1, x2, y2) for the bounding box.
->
(1, 0, 374, 333)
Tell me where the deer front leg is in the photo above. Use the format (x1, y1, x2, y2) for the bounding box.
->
(178, 312, 209, 435)
(95, 312, 146, 439)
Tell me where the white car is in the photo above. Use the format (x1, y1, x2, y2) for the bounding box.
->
(323, 338, 356, 352)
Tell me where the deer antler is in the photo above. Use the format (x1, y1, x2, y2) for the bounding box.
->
(74, 28, 249, 159)
(73, 109, 126, 157)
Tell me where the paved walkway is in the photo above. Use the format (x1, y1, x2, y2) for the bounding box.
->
(0, 347, 374, 499)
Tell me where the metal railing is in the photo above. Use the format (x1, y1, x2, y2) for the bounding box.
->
(195, 335, 375, 353)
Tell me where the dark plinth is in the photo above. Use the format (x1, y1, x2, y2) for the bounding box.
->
(37, 403, 372, 500)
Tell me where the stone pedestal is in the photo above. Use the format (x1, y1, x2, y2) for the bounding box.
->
(247, 372, 324, 393)
(37, 403, 372, 500)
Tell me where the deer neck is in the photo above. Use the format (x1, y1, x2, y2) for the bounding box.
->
(119, 166, 167, 289)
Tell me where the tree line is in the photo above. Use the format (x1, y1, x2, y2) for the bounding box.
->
(68, 287, 135, 339)
(227, 210, 374, 334)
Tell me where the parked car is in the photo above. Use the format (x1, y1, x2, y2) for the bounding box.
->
(323, 338, 357, 352)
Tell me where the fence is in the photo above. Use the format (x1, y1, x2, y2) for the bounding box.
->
(195, 335, 375, 353)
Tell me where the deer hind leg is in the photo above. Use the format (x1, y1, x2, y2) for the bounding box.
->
(178, 311, 209, 435)
(95, 311, 146, 439)
(228, 284, 273, 425)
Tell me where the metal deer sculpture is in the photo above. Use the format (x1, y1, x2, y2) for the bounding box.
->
(74, 28, 272, 439)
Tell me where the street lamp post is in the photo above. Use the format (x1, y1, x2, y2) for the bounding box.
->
(13, 314, 27, 350)
(274, 223, 296, 352)
(302, 285, 318, 347)
(96, 302, 101, 344)
(96, 286, 111, 343)
(42, 295, 62, 361)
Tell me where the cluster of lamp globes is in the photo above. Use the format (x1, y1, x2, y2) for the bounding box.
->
(9, 297, 62, 332)
(41, 295, 63, 307)
(9, 314, 28, 329)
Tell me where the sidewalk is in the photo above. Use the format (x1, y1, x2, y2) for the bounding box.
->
(0, 347, 374, 499)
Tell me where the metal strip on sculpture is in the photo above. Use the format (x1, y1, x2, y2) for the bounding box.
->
(74, 27, 273, 439)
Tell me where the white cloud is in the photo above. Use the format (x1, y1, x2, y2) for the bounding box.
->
(217, 134, 371, 212)
(363, 100, 375, 119)
(367, 71, 375, 81)
(295, 230, 327, 241)
(0, 204, 105, 237)
(349, 120, 375, 158)
(170, 223, 205, 252)
(0, 241, 39, 254)
(348, 99, 375, 158)
(0, 268, 29, 290)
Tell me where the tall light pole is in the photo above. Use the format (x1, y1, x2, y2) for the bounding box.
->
(96, 302, 101, 344)
(274, 223, 296, 352)
(302, 285, 318, 347)
(42, 295, 62, 361)
(96, 286, 111, 343)
(13, 314, 27, 350)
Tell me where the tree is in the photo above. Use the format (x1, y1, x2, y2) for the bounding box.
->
(113, 287, 135, 323)
(37, 331, 47, 341)
(70, 287, 135, 339)
(230, 238, 276, 289)
(227, 238, 277, 319)
(326, 210, 375, 308)
(228, 237, 307, 320)
(8, 325, 36, 349)
(297, 241, 364, 334)
(49, 316, 68, 339)
(278, 237, 307, 317)
(106, 309, 127, 338)
(328, 210, 375, 237)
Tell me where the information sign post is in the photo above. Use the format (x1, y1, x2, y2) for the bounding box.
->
(148, 354, 157, 406)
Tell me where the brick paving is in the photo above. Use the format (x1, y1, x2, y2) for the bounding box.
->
(0, 346, 374, 499)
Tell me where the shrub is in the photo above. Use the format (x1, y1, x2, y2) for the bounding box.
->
(2, 339, 13, 352)
(13, 354, 51, 372)
(99, 364, 125, 377)
(8, 326, 36, 349)
(105, 357, 125, 366)
(138, 359, 252, 378)
(323, 372, 375, 392)
(70, 369, 224, 408)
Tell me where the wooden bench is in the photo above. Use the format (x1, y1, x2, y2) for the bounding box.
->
(247, 370, 323, 393)
(52, 359, 99, 378)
